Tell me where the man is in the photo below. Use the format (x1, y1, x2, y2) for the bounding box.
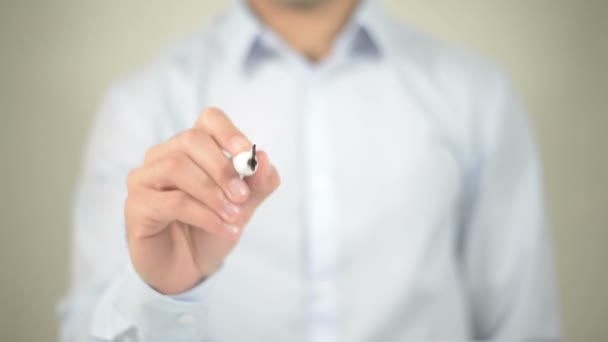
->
(59, 0, 560, 340)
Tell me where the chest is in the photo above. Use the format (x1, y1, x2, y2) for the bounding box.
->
(209, 63, 464, 242)
(193, 62, 471, 340)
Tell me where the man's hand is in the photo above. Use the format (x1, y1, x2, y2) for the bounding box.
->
(125, 108, 280, 294)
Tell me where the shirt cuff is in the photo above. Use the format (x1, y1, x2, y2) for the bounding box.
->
(91, 261, 216, 341)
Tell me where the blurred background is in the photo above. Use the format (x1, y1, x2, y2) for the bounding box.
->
(1, 0, 606, 340)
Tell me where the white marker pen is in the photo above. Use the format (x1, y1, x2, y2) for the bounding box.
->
(232, 144, 258, 177)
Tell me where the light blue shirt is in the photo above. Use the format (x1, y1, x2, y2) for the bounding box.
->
(58, 1, 560, 341)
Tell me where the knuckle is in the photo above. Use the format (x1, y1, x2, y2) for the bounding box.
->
(199, 173, 216, 192)
(145, 192, 162, 214)
(201, 184, 233, 221)
(126, 168, 140, 189)
(200, 108, 215, 127)
(268, 169, 281, 193)
(143, 143, 160, 162)
(124, 194, 136, 217)
(143, 150, 153, 163)
(178, 130, 198, 149)
(200, 107, 226, 129)
(273, 171, 281, 190)
(210, 187, 227, 209)
(124, 194, 147, 233)
(200, 173, 224, 201)
(159, 155, 183, 175)
(206, 107, 224, 120)
(217, 160, 236, 185)
(167, 191, 188, 210)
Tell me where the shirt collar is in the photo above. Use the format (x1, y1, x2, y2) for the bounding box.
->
(219, 0, 389, 72)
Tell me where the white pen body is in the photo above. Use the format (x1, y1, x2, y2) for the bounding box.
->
(232, 150, 258, 177)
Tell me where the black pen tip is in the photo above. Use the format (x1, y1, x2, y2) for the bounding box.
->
(248, 144, 258, 171)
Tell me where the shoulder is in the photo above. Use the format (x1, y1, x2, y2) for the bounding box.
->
(98, 12, 232, 136)
(378, 12, 524, 161)
(107, 18, 221, 104)
(383, 16, 510, 108)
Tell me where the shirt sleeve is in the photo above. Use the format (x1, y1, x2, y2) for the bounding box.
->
(89, 261, 215, 341)
(460, 73, 561, 340)
(57, 82, 212, 342)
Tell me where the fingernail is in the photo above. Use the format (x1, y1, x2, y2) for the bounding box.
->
(229, 178, 249, 199)
(230, 136, 249, 153)
(266, 163, 273, 178)
(224, 224, 240, 236)
(224, 202, 240, 218)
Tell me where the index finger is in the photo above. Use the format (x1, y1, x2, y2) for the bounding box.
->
(195, 107, 252, 156)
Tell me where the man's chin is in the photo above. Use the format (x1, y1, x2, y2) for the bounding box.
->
(272, 0, 332, 9)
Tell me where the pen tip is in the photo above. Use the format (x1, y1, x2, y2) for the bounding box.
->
(248, 144, 258, 171)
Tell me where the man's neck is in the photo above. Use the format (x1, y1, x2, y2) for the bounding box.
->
(247, 0, 359, 63)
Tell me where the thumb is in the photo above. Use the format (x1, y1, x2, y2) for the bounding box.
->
(243, 150, 280, 205)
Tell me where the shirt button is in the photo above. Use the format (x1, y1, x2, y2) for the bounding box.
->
(177, 313, 196, 326)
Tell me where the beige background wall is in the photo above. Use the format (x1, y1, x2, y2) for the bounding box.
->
(1, 0, 606, 340)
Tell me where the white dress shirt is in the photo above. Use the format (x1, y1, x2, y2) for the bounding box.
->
(58, 1, 560, 341)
